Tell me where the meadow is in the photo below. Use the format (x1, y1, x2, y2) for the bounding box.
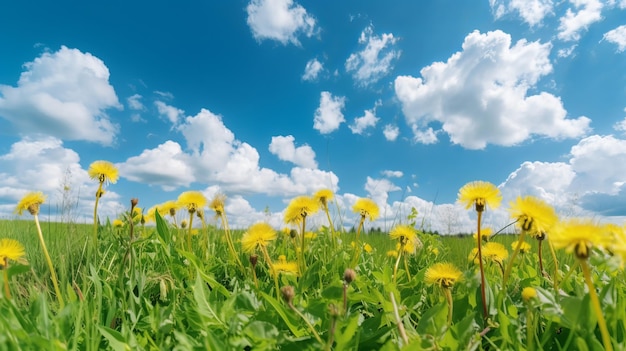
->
(0, 172, 625, 351)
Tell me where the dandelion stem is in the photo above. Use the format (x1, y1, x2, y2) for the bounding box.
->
(260, 246, 280, 299)
(300, 215, 307, 271)
(390, 292, 409, 346)
(92, 182, 103, 253)
(3, 261, 10, 299)
(34, 214, 65, 308)
(349, 216, 365, 268)
(581, 260, 613, 351)
(287, 301, 323, 345)
(443, 287, 453, 325)
(393, 249, 403, 283)
(548, 241, 559, 291)
(221, 213, 245, 274)
(187, 212, 194, 252)
(323, 204, 337, 250)
(476, 211, 489, 322)
(403, 254, 411, 281)
(538, 239, 545, 276)
(526, 307, 535, 351)
(503, 230, 526, 288)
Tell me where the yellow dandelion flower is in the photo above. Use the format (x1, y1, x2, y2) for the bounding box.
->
(396, 239, 420, 254)
(113, 219, 124, 228)
(511, 240, 532, 254)
(364, 243, 373, 253)
(389, 225, 417, 245)
(88, 160, 119, 184)
(425, 262, 462, 289)
(521, 287, 537, 302)
(144, 206, 157, 223)
(508, 196, 558, 235)
(472, 227, 493, 242)
(209, 193, 226, 215)
(0, 239, 25, 267)
(430, 247, 440, 256)
(304, 231, 317, 240)
(605, 224, 626, 267)
(352, 198, 379, 221)
(457, 181, 501, 212)
(177, 191, 207, 213)
(387, 250, 399, 258)
(159, 201, 180, 217)
(314, 189, 334, 207)
(468, 247, 480, 264)
(271, 255, 299, 275)
(241, 222, 277, 253)
(550, 219, 610, 260)
(482, 242, 509, 264)
(284, 196, 319, 224)
(132, 207, 143, 223)
(15, 191, 46, 216)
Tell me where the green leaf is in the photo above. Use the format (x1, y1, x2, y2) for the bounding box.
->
(193, 272, 226, 327)
(259, 292, 305, 337)
(98, 326, 131, 351)
(416, 302, 447, 337)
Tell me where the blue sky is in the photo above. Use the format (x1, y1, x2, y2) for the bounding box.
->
(1, 0, 625, 233)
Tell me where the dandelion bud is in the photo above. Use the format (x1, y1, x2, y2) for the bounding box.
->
(181, 220, 188, 229)
(328, 303, 339, 318)
(343, 268, 356, 285)
(281, 285, 295, 305)
(130, 198, 139, 209)
(197, 210, 204, 220)
(289, 229, 297, 239)
(169, 208, 176, 217)
(249, 254, 258, 267)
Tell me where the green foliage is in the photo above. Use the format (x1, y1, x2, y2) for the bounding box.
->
(0, 211, 624, 351)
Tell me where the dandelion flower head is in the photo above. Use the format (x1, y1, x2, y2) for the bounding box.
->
(509, 196, 557, 235)
(482, 242, 509, 264)
(472, 227, 494, 242)
(285, 196, 319, 222)
(457, 181, 501, 211)
(389, 225, 417, 245)
(0, 238, 25, 267)
(272, 255, 299, 275)
(522, 287, 537, 302)
(88, 160, 119, 184)
(605, 224, 626, 268)
(550, 219, 610, 260)
(314, 189, 334, 207)
(209, 193, 226, 215)
(241, 222, 277, 252)
(159, 201, 180, 217)
(113, 219, 124, 228)
(177, 191, 207, 213)
(15, 191, 46, 216)
(352, 198, 379, 221)
(511, 240, 532, 253)
(425, 262, 462, 289)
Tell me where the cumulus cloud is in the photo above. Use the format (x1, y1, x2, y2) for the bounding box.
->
(383, 124, 400, 141)
(557, 0, 603, 42)
(269, 135, 318, 168)
(412, 126, 438, 144)
(120, 108, 339, 196)
(614, 114, 626, 133)
(382, 170, 403, 178)
(394, 30, 590, 149)
(0, 46, 121, 145)
(313, 91, 346, 134)
(349, 104, 380, 135)
(0, 136, 124, 220)
(127, 94, 144, 110)
(490, 0, 554, 27)
(155, 101, 184, 125)
(302, 58, 323, 81)
(602, 25, 626, 52)
(345, 25, 401, 87)
(246, 0, 317, 45)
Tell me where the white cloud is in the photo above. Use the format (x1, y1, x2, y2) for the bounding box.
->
(246, 0, 317, 45)
(302, 58, 323, 81)
(121, 108, 339, 197)
(155, 100, 184, 125)
(0, 136, 124, 220)
(269, 135, 318, 168)
(349, 106, 380, 135)
(364, 176, 401, 212)
(313, 91, 346, 134)
(0, 46, 121, 145)
(395, 30, 590, 149)
(569, 135, 626, 195)
(382, 170, 403, 178)
(614, 113, 626, 133)
(412, 126, 438, 144)
(490, 0, 554, 27)
(345, 25, 401, 86)
(117, 141, 195, 191)
(383, 124, 399, 141)
(557, 44, 578, 57)
(557, 0, 603, 42)
(602, 25, 626, 52)
(127, 94, 144, 110)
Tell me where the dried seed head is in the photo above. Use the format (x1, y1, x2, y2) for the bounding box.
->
(131, 198, 139, 209)
(281, 285, 295, 305)
(249, 254, 258, 267)
(343, 268, 356, 285)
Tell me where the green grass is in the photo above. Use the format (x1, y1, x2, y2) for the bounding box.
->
(0, 215, 623, 350)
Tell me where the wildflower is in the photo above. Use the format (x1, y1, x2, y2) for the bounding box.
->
(389, 225, 417, 246)
(241, 222, 277, 253)
(177, 191, 207, 214)
(160, 201, 180, 217)
(352, 198, 379, 221)
(281, 285, 295, 305)
(284, 196, 319, 224)
(472, 227, 493, 242)
(482, 242, 509, 264)
(606, 224, 626, 268)
(550, 219, 610, 260)
(0, 239, 25, 268)
(509, 196, 557, 235)
(364, 243, 373, 253)
(521, 287, 537, 302)
(425, 262, 462, 289)
(314, 189, 334, 207)
(113, 219, 124, 228)
(396, 240, 420, 255)
(387, 250, 399, 258)
(271, 255, 299, 276)
(88, 160, 119, 184)
(457, 181, 501, 212)
(209, 193, 226, 216)
(304, 231, 317, 240)
(15, 191, 46, 215)
(511, 240, 532, 253)
(430, 247, 440, 256)
(343, 268, 356, 284)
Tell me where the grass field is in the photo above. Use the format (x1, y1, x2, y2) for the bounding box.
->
(1, 202, 622, 351)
